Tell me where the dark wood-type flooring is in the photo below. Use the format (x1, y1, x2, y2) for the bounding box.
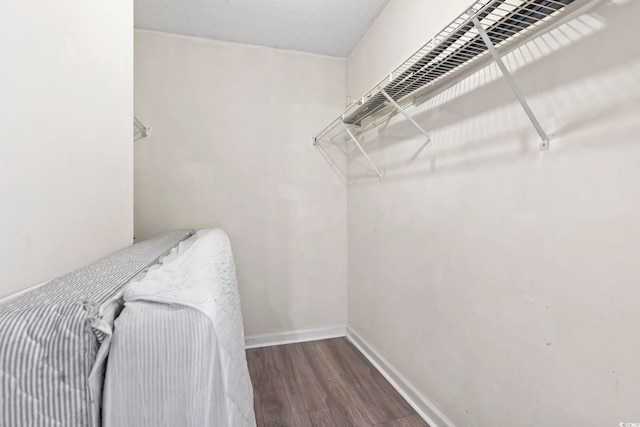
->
(246, 338, 430, 427)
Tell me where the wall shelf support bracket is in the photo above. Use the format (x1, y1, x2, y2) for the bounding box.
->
(341, 122, 383, 180)
(470, 15, 550, 151)
(134, 117, 150, 141)
(381, 89, 431, 143)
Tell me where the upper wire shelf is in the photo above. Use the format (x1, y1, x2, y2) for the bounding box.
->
(314, 0, 600, 175)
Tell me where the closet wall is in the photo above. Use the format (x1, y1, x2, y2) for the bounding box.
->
(346, 0, 640, 426)
(0, 0, 133, 298)
(134, 30, 347, 337)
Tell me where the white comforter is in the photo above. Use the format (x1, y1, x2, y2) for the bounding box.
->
(102, 229, 256, 427)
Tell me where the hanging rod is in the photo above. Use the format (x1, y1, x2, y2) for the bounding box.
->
(313, 0, 601, 169)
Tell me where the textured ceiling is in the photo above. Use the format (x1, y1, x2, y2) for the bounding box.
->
(134, 0, 389, 57)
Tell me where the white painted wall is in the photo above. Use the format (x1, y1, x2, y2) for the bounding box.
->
(134, 30, 347, 336)
(0, 1, 133, 298)
(347, 1, 640, 426)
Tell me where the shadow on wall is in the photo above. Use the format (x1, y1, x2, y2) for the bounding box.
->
(342, 0, 640, 185)
(207, 219, 297, 337)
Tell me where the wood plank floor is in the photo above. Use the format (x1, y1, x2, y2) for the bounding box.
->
(246, 338, 430, 427)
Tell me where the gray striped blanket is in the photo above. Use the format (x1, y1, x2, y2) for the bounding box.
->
(0, 230, 193, 427)
(102, 229, 256, 427)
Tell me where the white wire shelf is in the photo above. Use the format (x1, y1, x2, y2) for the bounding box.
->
(134, 117, 150, 141)
(313, 0, 601, 178)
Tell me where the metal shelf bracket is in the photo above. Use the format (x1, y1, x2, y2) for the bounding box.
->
(134, 117, 150, 141)
(470, 12, 550, 151)
(341, 122, 383, 180)
(381, 89, 431, 143)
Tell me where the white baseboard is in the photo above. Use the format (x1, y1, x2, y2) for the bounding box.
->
(245, 325, 346, 349)
(346, 326, 457, 427)
(244, 324, 455, 427)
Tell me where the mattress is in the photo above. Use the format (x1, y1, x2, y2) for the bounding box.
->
(0, 230, 193, 427)
(102, 229, 256, 427)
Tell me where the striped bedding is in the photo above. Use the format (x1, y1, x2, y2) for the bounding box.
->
(0, 230, 193, 427)
(102, 229, 256, 427)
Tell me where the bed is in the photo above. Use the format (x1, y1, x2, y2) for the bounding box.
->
(0, 229, 256, 427)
